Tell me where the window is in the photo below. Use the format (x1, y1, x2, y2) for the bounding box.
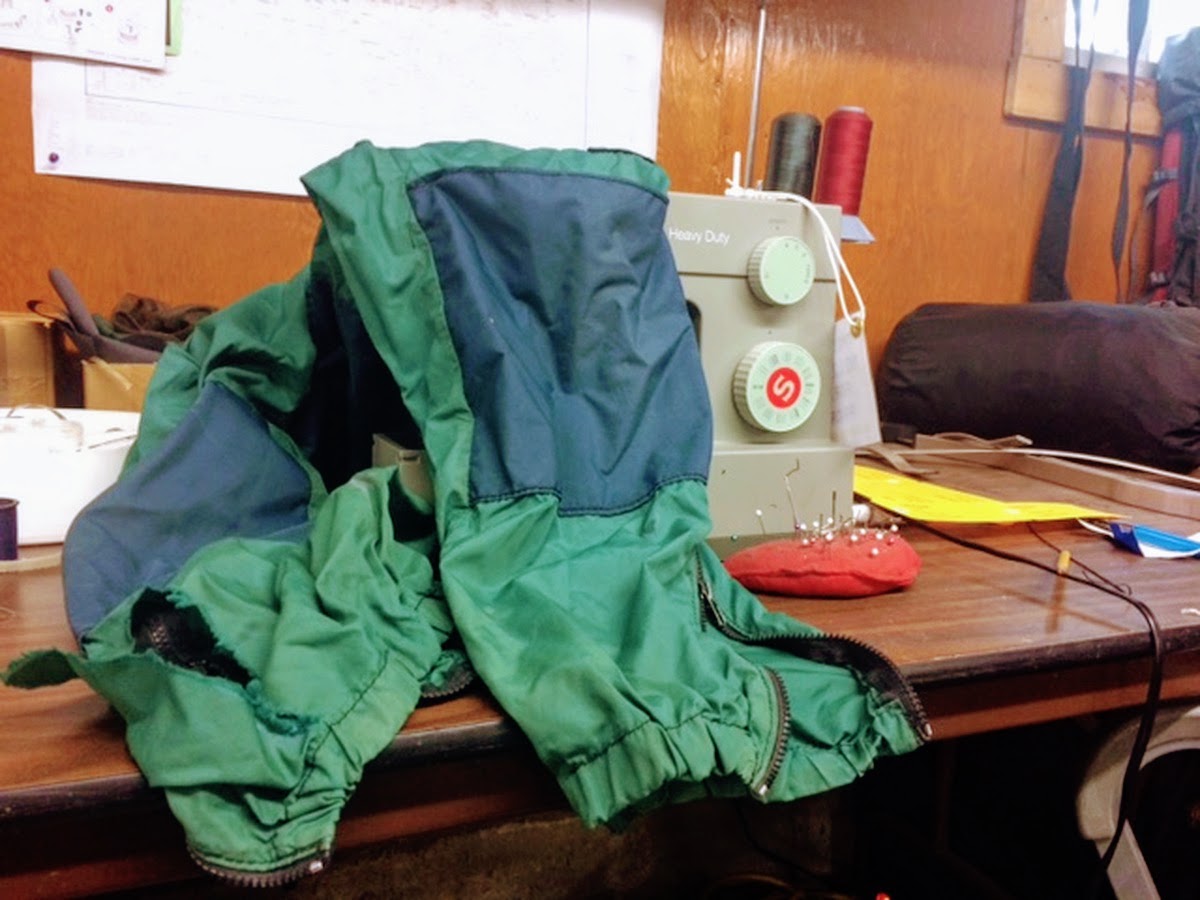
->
(1006, 0, 1199, 135)
(1065, 1, 1200, 72)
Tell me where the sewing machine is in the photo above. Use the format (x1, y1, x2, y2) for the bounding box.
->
(375, 191, 853, 555)
(664, 192, 853, 555)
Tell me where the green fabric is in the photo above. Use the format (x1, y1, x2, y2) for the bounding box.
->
(8, 462, 450, 875)
(3, 140, 925, 881)
(124, 273, 320, 475)
(302, 141, 926, 825)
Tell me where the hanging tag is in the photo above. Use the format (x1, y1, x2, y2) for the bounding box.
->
(832, 314, 882, 448)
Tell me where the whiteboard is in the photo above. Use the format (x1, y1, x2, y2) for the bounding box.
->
(32, 0, 666, 196)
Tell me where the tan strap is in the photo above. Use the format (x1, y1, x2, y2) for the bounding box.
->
(906, 433, 1200, 519)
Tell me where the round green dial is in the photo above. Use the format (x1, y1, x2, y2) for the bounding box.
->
(732, 341, 821, 433)
(747, 236, 816, 306)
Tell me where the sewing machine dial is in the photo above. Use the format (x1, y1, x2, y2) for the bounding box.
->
(747, 236, 815, 306)
(732, 341, 821, 433)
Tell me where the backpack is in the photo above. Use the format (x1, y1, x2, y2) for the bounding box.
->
(1147, 27, 1200, 306)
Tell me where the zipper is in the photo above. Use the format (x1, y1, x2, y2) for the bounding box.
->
(188, 845, 332, 888)
(755, 668, 791, 797)
(695, 556, 933, 797)
(788, 630, 933, 744)
(419, 660, 476, 701)
(696, 556, 728, 632)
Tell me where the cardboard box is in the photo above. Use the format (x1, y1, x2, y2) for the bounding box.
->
(0, 313, 56, 407)
(82, 359, 157, 412)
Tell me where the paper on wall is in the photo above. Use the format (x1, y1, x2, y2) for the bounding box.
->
(30, 0, 666, 196)
(0, 0, 166, 69)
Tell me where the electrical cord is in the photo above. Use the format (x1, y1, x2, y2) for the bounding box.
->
(907, 517, 1165, 899)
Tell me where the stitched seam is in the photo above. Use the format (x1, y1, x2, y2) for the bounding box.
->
(470, 473, 707, 516)
(560, 708, 711, 776)
(409, 165, 668, 202)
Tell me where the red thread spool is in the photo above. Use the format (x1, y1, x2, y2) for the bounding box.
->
(814, 107, 873, 216)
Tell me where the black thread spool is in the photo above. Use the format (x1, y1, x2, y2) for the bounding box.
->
(764, 113, 821, 197)
(0, 498, 17, 561)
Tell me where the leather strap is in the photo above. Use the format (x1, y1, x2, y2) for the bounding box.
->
(1111, 0, 1151, 300)
(1030, 0, 1092, 302)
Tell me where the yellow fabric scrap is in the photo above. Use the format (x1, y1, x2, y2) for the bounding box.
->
(853, 465, 1121, 523)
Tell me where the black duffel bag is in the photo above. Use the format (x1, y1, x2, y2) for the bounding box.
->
(876, 301, 1200, 473)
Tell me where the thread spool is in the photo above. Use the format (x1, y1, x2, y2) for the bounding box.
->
(764, 112, 821, 197)
(0, 498, 17, 561)
(814, 107, 873, 216)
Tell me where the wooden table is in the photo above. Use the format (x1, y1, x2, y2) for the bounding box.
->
(4, 458, 1200, 896)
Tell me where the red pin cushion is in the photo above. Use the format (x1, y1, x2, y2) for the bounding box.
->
(723, 526, 921, 598)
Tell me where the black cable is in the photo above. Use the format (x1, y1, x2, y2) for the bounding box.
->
(1026, 524, 1134, 599)
(906, 518, 1165, 899)
(1022, 525, 1164, 897)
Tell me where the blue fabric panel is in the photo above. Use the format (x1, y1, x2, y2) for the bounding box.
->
(63, 383, 313, 640)
(409, 169, 712, 514)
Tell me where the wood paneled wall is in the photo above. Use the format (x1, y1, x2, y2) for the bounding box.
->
(0, 0, 1156, 365)
(0, 49, 319, 316)
(657, 0, 1157, 362)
